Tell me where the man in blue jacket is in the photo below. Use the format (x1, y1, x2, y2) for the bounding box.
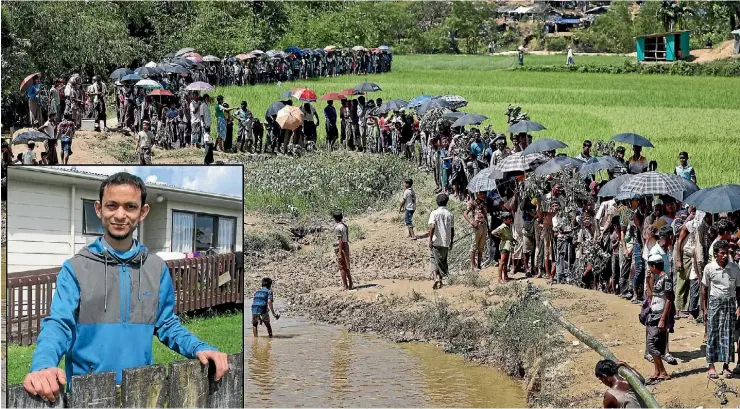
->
(23, 172, 229, 402)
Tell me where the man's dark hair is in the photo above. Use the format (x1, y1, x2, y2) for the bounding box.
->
(716, 219, 735, 236)
(405, 179, 413, 187)
(595, 359, 619, 377)
(647, 259, 664, 271)
(436, 193, 449, 207)
(99, 172, 147, 205)
(583, 140, 592, 147)
(679, 151, 688, 159)
(332, 211, 343, 221)
(648, 160, 658, 171)
(615, 146, 625, 154)
(261, 277, 273, 289)
(714, 240, 730, 256)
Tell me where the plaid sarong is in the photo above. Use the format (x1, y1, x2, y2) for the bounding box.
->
(707, 297, 737, 364)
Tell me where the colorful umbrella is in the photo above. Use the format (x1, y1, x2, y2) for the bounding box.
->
(292, 88, 317, 102)
(185, 81, 215, 92)
(235, 53, 250, 61)
(276, 105, 304, 131)
(340, 88, 362, 96)
(185, 54, 203, 63)
(11, 128, 51, 145)
(319, 92, 347, 101)
(20, 72, 41, 91)
(148, 89, 175, 97)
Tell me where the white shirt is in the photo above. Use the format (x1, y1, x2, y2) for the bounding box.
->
(403, 188, 416, 211)
(595, 199, 616, 235)
(567, 49, 573, 58)
(702, 261, 740, 299)
(200, 102, 211, 126)
(334, 222, 349, 245)
(428, 207, 454, 248)
(190, 101, 201, 124)
(41, 121, 55, 138)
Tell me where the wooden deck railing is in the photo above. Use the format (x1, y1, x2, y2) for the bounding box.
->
(7, 353, 243, 408)
(6, 253, 243, 345)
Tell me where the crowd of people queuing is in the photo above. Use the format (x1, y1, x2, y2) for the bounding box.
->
(3, 45, 393, 166)
(407, 107, 739, 385)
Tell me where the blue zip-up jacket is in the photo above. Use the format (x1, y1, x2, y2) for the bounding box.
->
(30, 238, 217, 386)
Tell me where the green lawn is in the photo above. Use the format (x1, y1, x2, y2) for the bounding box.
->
(6, 311, 243, 386)
(220, 54, 739, 187)
(392, 53, 633, 71)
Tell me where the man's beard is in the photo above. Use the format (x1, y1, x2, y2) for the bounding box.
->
(107, 222, 138, 241)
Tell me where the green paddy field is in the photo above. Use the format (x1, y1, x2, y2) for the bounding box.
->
(219, 54, 740, 187)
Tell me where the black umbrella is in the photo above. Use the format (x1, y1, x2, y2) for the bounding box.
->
(160, 64, 188, 74)
(684, 184, 740, 213)
(279, 89, 295, 99)
(611, 133, 654, 148)
(667, 175, 700, 202)
(451, 114, 488, 128)
(378, 99, 407, 114)
(442, 112, 466, 120)
(507, 120, 546, 134)
(135, 66, 159, 77)
(110, 68, 133, 81)
(265, 101, 286, 120)
(416, 99, 450, 117)
(521, 138, 568, 155)
(598, 174, 634, 197)
(353, 81, 382, 93)
(173, 58, 195, 68)
(175, 47, 195, 57)
(579, 156, 622, 175)
(534, 156, 584, 176)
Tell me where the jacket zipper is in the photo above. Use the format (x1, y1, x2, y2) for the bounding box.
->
(120, 264, 131, 323)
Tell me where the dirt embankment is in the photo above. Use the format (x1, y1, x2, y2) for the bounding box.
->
(248, 189, 738, 408)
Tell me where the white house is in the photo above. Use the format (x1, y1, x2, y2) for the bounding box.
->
(6, 166, 243, 274)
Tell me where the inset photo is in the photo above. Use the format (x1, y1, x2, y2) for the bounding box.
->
(4, 165, 243, 407)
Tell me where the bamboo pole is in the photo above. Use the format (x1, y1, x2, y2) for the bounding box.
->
(543, 300, 661, 408)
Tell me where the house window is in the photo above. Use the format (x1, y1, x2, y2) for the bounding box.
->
(82, 200, 104, 235)
(171, 210, 236, 254)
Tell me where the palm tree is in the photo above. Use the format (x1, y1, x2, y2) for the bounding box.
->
(655, 1, 694, 31)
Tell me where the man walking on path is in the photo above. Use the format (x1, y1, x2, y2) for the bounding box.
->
(136, 120, 154, 165)
(429, 194, 455, 289)
(566, 47, 575, 65)
(399, 179, 417, 240)
(702, 240, 740, 379)
(23, 172, 228, 402)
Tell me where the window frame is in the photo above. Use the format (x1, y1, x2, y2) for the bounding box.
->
(170, 209, 237, 253)
(82, 199, 104, 236)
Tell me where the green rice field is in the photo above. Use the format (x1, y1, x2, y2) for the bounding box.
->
(219, 54, 740, 187)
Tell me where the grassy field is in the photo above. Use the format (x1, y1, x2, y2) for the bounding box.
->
(220, 54, 740, 187)
(5, 311, 243, 386)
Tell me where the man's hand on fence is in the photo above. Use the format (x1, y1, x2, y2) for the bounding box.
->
(196, 350, 229, 381)
(23, 367, 66, 403)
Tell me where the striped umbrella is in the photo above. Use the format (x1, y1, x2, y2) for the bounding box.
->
(493, 152, 548, 173)
(618, 171, 685, 196)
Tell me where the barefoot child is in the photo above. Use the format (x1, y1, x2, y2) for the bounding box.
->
(399, 179, 417, 239)
(333, 211, 354, 290)
(492, 212, 514, 283)
(252, 277, 279, 338)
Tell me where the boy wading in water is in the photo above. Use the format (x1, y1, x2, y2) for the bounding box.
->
(492, 212, 515, 284)
(334, 211, 354, 290)
(252, 277, 279, 338)
(399, 179, 417, 240)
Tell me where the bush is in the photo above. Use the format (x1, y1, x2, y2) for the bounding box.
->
(512, 58, 740, 77)
(544, 36, 568, 52)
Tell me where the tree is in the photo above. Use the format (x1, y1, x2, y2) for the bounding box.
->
(655, 1, 694, 32)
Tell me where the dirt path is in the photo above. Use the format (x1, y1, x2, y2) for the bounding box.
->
(250, 207, 736, 408)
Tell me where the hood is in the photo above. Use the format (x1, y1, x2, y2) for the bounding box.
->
(78, 237, 149, 311)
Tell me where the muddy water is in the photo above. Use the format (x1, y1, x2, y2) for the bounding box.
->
(246, 309, 527, 407)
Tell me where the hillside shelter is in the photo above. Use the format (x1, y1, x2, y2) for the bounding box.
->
(635, 31, 691, 62)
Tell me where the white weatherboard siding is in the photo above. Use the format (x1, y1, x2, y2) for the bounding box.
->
(144, 199, 169, 253)
(7, 179, 72, 272)
(166, 201, 243, 252)
(73, 186, 105, 255)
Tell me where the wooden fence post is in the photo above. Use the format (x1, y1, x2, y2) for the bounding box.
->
(207, 353, 244, 408)
(67, 372, 117, 408)
(7, 385, 64, 408)
(121, 364, 167, 408)
(166, 359, 208, 408)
